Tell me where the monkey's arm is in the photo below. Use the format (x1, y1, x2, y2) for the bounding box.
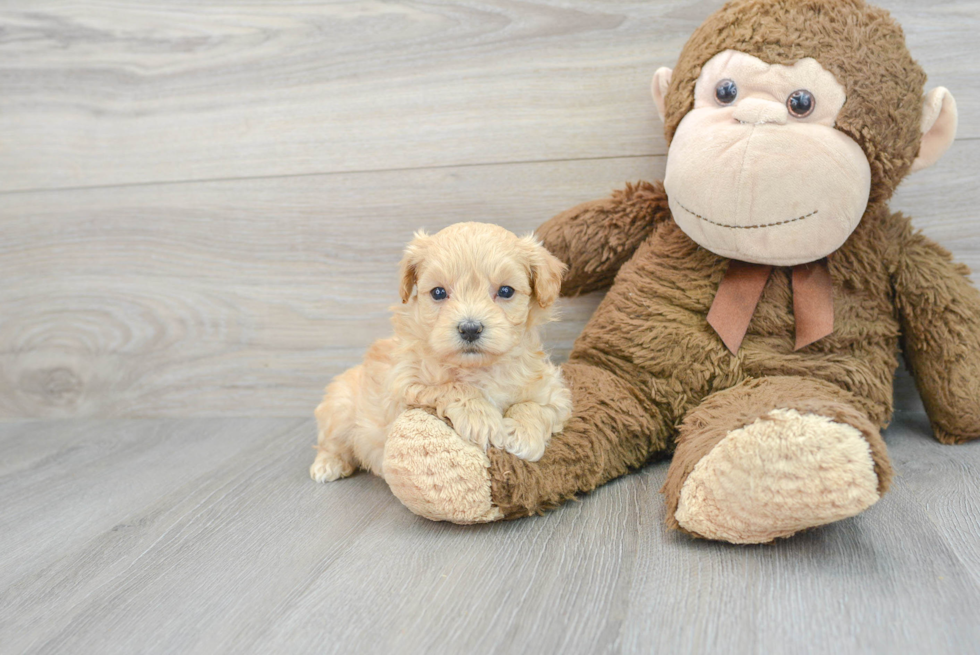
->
(536, 181, 671, 296)
(892, 218, 980, 444)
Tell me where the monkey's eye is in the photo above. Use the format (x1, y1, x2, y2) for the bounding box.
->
(497, 286, 515, 299)
(787, 89, 815, 118)
(714, 79, 738, 105)
(430, 287, 447, 301)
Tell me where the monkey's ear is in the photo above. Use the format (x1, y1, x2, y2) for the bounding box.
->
(520, 235, 567, 308)
(651, 67, 673, 124)
(398, 230, 430, 303)
(911, 87, 958, 173)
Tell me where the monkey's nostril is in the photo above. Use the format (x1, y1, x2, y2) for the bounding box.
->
(458, 321, 484, 343)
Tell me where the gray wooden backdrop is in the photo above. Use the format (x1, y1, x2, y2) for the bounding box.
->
(1, 0, 978, 420)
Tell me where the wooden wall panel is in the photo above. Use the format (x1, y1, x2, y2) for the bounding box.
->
(2, 141, 976, 418)
(1, 0, 977, 417)
(1, 157, 637, 417)
(0, 0, 975, 192)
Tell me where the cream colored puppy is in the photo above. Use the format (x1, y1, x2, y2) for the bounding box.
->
(310, 222, 573, 483)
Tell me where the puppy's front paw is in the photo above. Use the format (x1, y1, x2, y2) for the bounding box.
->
(496, 417, 550, 461)
(310, 449, 356, 483)
(444, 400, 505, 451)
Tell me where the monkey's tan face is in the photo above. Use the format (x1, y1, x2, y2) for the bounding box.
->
(663, 50, 871, 266)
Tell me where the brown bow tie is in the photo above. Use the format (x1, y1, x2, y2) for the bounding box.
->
(706, 259, 834, 354)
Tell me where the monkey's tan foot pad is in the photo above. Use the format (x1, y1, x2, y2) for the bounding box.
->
(675, 409, 880, 544)
(384, 409, 503, 523)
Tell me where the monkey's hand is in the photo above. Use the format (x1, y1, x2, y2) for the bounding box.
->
(893, 219, 980, 444)
(535, 181, 670, 297)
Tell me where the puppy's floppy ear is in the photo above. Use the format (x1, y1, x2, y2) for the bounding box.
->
(519, 234, 567, 308)
(399, 230, 430, 303)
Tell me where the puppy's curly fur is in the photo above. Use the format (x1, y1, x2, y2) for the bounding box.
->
(311, 222, 572, 482)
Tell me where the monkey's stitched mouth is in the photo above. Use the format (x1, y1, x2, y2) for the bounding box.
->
(676, 201, 819, 230)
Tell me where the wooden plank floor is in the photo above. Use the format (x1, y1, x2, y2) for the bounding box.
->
(2, 392, 979, 654)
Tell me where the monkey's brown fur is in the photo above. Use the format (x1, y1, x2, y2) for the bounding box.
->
(479, 0, 980, 529)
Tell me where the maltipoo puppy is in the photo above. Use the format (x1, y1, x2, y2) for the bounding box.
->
(310, 222, 573, 483)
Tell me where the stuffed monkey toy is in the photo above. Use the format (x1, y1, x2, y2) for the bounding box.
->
(382, 0, 970, 543)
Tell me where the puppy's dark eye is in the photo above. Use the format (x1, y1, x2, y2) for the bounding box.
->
(497, 286, 515, 299)
(787, 89, 815, 117)
(715, 79, 737, 105)
(430, 287, 447, 301)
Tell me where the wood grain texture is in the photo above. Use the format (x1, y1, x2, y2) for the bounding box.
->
(1, 0, 978, 420)
(0, 156, 627, 418)
(1, 410, 978, 654)
(2, 139, 976, 418)
(0, 0, 976, 192)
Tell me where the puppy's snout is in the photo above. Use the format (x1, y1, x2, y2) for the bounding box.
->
(457, 320, 484, 343)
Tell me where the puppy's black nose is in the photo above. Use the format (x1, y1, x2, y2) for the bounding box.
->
(458, 321, 484, 343)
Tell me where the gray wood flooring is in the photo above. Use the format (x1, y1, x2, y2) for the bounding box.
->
(2, 391, 979, 654)
(2, 1, 980, 653)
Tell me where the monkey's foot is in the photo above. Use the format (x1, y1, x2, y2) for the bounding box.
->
(384, 409, 503, 523)
(670, 408, 881, 544)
